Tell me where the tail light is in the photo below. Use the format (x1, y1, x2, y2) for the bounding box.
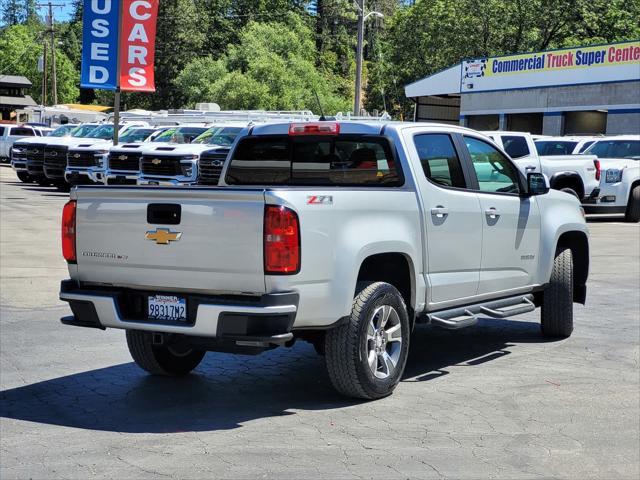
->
(289, 122, 340, 136)
(264, 205, 300, 274)
(594, 159, 601, 181)
(62, 200, 77, 262)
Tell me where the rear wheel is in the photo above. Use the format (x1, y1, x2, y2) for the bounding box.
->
(625, 185, 640, 223)
(126, 330, 205, 376)
(325, 282, 410, 400)
(541, 247, 574, 338)
(16, 172, 32, 183)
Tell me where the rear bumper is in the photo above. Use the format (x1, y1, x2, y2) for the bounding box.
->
(59, 280, 298, 341)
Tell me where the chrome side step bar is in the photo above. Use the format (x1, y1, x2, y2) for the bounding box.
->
(423, 294, 536, 330)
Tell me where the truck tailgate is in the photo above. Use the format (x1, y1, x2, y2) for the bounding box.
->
(74, 187, 266, 294)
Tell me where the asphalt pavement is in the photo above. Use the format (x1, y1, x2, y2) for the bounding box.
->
(1, 164, 638, 479)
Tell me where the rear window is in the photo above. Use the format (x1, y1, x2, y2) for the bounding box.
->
(501, 135, 530, 158)
(226, 135, 403, 187)
(535, 140, 578, 155)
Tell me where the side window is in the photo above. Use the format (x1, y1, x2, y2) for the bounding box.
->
(413, 134, 466, 188)
(501, 135, 530, 158)
(0, 127, 5, 136)
(464, 136, 521, 194)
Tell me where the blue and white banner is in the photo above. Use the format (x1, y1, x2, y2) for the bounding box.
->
(80, 0, 121, 90)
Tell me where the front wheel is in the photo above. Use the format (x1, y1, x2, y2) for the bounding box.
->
(126, 330, 205, 376)
(625, 185, 640, 223)
(541, 248, 574, 338)
(16, 172, 32, 183)
(325, 282, 410, 400)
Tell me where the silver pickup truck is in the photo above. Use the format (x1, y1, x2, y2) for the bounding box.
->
(59, 121, 590, 399)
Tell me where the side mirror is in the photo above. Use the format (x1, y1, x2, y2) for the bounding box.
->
(526, 172, 550, 196)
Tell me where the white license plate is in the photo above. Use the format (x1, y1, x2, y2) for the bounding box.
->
(148, 295, 187, 321)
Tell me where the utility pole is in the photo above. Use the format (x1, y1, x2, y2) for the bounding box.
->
(37, 2, 65, 105)
(354, 0, 364, 115)
(42, 39, 48, 106)
(353, 1, 383, 116)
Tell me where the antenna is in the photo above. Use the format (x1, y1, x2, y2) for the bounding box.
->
(313, 90, 325, 121)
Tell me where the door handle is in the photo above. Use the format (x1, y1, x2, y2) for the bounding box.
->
(485, 207, 500, 219)
(525, 165, 537, 171)
(431, 206, 449, 218)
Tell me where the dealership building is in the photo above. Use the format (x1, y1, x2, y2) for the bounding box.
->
(405, 40, 640, 135)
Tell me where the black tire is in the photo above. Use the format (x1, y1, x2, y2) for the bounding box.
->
(325, 281, 410, 400)
(126, 330, 205, 376)
(560, 187, 579, 200)
(541, 248, 574, 338)
(624, 185, 640, 223)
(16, 171, 32, 183)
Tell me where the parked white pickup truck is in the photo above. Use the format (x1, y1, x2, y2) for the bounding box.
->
(137, 124, 244, 186)
(484, 131, 600, 202)
(59, 122, 590, 400)
(582, 136, 640, 222)
(10, 124, 78, 182)
(0, 124, 37, 162)
(64, 125, 154, 185)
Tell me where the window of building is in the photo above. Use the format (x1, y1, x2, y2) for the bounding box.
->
(464, 136, 520, 194)
(413, 134, 466, 188)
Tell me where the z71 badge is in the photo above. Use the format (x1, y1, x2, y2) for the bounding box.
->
(307, 195, 333, 205)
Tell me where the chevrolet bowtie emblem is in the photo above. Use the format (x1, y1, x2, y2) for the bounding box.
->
(73, 153, 80, 158)
(145, 228, 182, 245)
(118, 155, 127, 160)
(152, 158, 162, 165)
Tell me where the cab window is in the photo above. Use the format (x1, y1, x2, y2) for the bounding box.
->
(465, 136, 520, 194)
(413, 134, 466, 188)
(501, 135, 530, 158)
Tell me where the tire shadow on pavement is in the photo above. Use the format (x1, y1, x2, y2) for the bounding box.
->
(0, 317, 559, 433)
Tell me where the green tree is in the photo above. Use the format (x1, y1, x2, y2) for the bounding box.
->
(0, 23, 78, 104)
(175, 14, 351, 113)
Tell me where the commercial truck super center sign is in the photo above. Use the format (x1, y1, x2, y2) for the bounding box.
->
(461, 40, 640, 93)
(80, 0, 159, 92)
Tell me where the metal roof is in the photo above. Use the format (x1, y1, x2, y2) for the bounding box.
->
(0, 95, 37, 107)
(405, 65, 461, 98)
(0, 75, 33, 87)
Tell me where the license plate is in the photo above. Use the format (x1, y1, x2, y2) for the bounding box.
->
(148, 295, 187, 321)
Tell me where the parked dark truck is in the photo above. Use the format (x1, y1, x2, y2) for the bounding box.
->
(59, 121, 590, 399)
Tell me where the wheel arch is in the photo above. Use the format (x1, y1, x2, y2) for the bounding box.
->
(355, 252, 416, 326)
(556, 230, 589, 304)
(550, 172, 585, 199)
